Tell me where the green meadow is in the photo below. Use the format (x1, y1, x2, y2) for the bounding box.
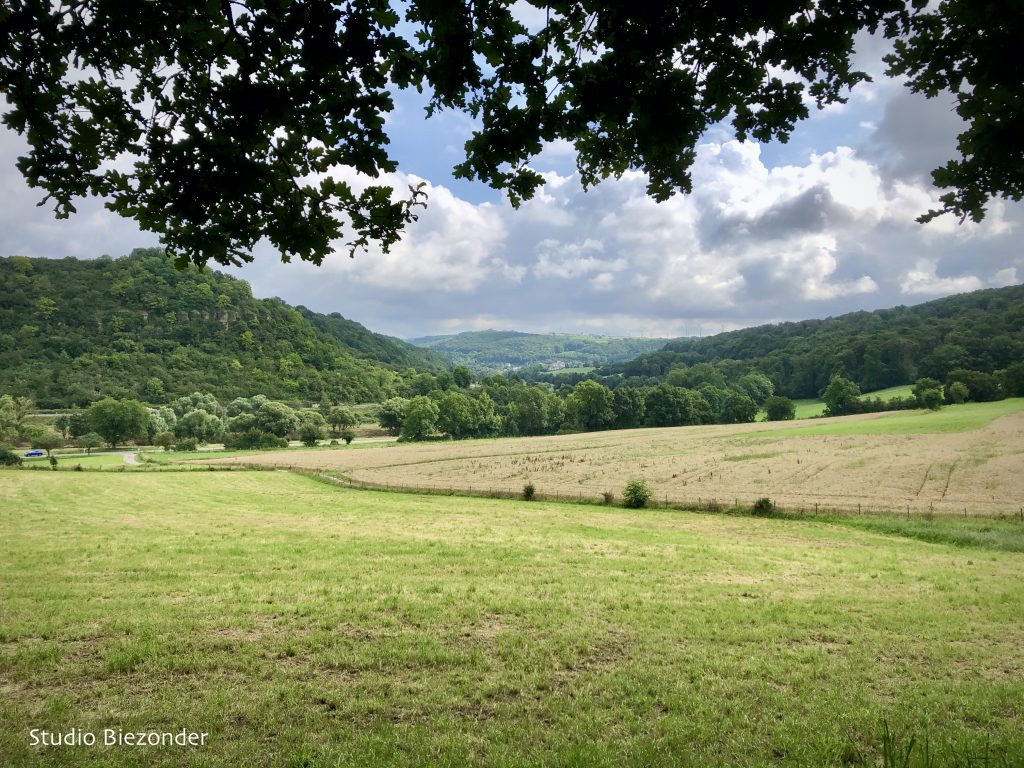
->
(763, 399, 1024, 436)
(2, 471, 1022, 767)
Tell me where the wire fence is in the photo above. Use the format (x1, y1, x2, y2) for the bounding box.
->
(280, 466, 1024, 521)
(6, 460, 1021, 521)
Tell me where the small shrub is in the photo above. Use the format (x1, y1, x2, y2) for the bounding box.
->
(49, 456, 58, 470)
(522, 482, 536, 501)
(175, 437, 198, 452)
(0, 448, 22, 467)
(299, 424, 322, 447)
(601, 490, 615, 505)
(340, 427, 356, 445)
(622, 478, 651, 508)
(752, 497, 775, 516)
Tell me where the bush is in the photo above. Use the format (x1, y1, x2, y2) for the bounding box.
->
(763, 395, 796, 421)
(298, 424, 322, 447)
(223, 430, 288, 450)
(522, 482, 536, 501)
(752, 497, 775, 516)
(153, 431, 176, 451)
(0, 448, 23, 466)
(601, 490, 615, 505)
(622, 478, 651, 508)
(175, 437, 198, 452)
(340, 427, 356, 445)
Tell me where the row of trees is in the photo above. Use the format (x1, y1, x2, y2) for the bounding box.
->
(1, 391, 364, 460)
(376, 375, 776, 442)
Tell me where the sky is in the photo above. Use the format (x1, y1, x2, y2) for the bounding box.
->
(1, 29, 1021, 341)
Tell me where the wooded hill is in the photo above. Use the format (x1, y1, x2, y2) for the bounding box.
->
(409, 329, 669, 372)
(599, 285, 1024, 398)
(0, 249, 448, 408)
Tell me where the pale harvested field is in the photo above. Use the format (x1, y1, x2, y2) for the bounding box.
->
(204, 403, 1024, 516)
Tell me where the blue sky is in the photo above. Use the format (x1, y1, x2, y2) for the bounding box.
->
(1, 28, 1020, 340)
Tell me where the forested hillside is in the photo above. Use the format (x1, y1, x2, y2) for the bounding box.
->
(0, 250, 445, 407)
(602, 286, 1024, 398)
(297, 308, 447, 373)
(410, 329, 669, 371)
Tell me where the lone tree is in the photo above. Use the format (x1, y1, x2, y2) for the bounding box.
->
(87, 398, 149, 448)
(24, 425, 64, 457)
(763, 395, 797, 421)
(821, 375, 862, 417)
(2, 2, 1020, 268)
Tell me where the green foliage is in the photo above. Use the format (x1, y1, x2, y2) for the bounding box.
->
(946, 369, 1004, 403)
(822, 375, 862, 417)
(299, 424, 324, 447)
(736, 372, 774, 405)
(153, 431, 176, 451)
(611, 386, 645, 429)
(451, 365, 473, 388)
(253, 401, 298, 438)
(222, 430, 288, 450)
(174, 409, 225, 443)
(339, 427, 356, 445)
(945, 381, 969, 405)
(0, 447, 22, 466)
(435, 390, 478, 439)
(522, 482, 536, 501)
(0, 252, 419, 407)
(763, 396, 796, 421)
(607, 285, 1024, 400)
(87, 398, 149, 447)
(622, 478, 652, 509)
(7, 3, 1011, 266)
(400, 396, 440, 441)
(23, 424, 64, 456)
(298, 308, 448, 372)
(76, 432, 104, 454)
(566, 381, 614, 432)
(644, 384, 709, 427)
(720, 391, 758, 424)
(175, 437, 198, 452)
(377, 398, 408, 436)
(886, 2, 1024, 224)
(751, 498, 776, 517)
(0, 394, 32, 445)
(912, 378, 944, 411)
(327, 405, 357, 433)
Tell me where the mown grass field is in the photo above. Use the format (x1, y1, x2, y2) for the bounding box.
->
(209, 400, 1024, 517)
(1, 471, 1022, 767)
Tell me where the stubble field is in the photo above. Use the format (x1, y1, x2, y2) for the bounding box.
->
(1, 471, 1022, 766)
(204, 400, 1024, 516)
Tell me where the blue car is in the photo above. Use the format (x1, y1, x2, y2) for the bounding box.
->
(24, 449, 44, 458)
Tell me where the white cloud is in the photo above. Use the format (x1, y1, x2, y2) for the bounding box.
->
(899, 259, 984, 296)
(3, 73, 1023, 340)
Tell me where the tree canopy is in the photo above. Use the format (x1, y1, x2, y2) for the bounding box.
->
(3, 1, 1020, 269)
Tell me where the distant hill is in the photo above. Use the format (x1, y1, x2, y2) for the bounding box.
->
(602, 285, 1024, 398)
(0, 249, 446, 407)
(409, 329, 670, 372)
(297, 307, 447, 373)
